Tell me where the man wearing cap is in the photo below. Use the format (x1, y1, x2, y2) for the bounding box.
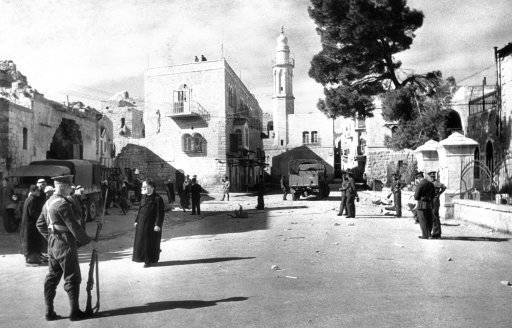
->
(69, 185, 87, 228)
(388, 173, 406, 218)
(430, 171, 446, 239)
(20, 185, 47, 265)
(345, 172, 359, 218)
(36, 175, 93, 321)
(414, 171, 436, 239)
(337, 173, 349, 216)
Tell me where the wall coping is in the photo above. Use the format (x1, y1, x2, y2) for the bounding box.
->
(453, 198, 512, 213)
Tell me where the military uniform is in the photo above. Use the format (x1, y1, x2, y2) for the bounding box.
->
(280, 176, 289, 200)
(414, 177, 435, 239)
(390, 178, 406, 217)
(345, 175, 358, 218)
(36, 176, 91, 321)
(337, 177, 349, 216)
(431, 178, 446, 239)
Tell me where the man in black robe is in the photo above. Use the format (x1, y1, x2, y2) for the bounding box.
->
(180, 175, 191, 211)
(190, 178, 202, 215)
(132, 179, 165, 267)
(20, 185, 47, 265)
(165, 178, 175, 204)
(414, 171, 436, 239)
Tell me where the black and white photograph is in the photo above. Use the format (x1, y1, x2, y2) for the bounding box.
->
(0, 0, 511, 327)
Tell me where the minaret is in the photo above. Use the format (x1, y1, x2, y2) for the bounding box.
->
(272, 27, 294, 146)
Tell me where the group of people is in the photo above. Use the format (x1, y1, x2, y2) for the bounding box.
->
(414, 171, 446, 239)
(337, 172, 359, 218)
(177, 174, 203, 215)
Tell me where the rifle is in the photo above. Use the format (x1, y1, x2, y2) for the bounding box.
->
(85, 189, 107, 315)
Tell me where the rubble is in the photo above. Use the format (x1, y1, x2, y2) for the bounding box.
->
(500, 281, 512, 287)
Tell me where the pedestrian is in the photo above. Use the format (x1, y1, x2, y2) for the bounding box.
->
(165, 178, 175, 204)
(414, 171, 435, 239)
(345, 172, 359, 218)
(119, 180, 129, 215)
(36, 178, 48, 205)
(221, 176, 230, 201)
(69, 185, 87, 228)
(20, 185, 47, 265)
(44, 186, 55, 200)
(132, 179, 165, 267)
(430, 171, 446, 239)
(36, 175, 93, 321)
(180, 175, 191, 211)
(337, 173, 348, 216)
(388, 173, 406, 217)
(280, 175, 289, 200)
(256, 179, 265, 210)
(100, 180, 110, 215)
(190, 177, 202, 215)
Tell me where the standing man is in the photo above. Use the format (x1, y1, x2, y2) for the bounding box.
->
(44, 186, 55, 200)
(337, 173, 348, 216)
(414, 171, 436, 239)
(256, 179, 265, 210)
(180, 175, 191, 211)
(430, 171, 446, 239)
(345, 172, 359, 218)
(190, 178, 202, 215)
(20, 185, 47, 265)
(165, 178, 175, 204)
(389, 173, 406, 218)
(221, 176, 230, 201)
(132, 179, 165, 267)
(280, 175, 289, 200)
(36, 175, 93, 321)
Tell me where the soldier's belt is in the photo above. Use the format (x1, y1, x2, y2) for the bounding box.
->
(49, 224, 70, 233)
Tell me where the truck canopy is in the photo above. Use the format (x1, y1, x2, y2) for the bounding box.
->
(28, 160, 93, 187)
(289, 159, 325, 175)
(8, 165, 71, 178)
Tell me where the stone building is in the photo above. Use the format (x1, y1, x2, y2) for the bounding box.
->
(101, 91, 145, 157)
(0, 60, 114, 178)
(117, 58, 264, 191)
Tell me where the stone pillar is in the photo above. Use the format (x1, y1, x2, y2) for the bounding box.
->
(437, 132, 478, 220)
(414, 140, 439, 173)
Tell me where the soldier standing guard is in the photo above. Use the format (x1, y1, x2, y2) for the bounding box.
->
(36, 175, 93, 321)
(430, 171, 446, 239)
(337, 173, 349, 216)
(280, 175, 289, 200)
(345, 172, 359, 218)
(414, 171, 436, 239)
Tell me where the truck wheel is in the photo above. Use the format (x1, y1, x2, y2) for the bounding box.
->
(292, 192, 300, 201)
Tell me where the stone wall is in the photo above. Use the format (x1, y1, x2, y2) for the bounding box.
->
(453, 199, 512, 233)
(365, 149, 416, 186)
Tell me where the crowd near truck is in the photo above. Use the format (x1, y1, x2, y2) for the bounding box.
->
(288, 159, 330, 200)
(1, 159, 111, 232)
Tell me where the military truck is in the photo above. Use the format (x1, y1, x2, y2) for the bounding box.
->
(2, 159, 110, 231)
(288, 159, 330, 200)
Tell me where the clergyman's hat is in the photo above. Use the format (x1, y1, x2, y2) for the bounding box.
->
(52, 175, 74, 184)
(415, 171, 424, 178)
(37, 178, 46, 184)
(427, 171, 437, 177)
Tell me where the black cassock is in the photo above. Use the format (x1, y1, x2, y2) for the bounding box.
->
(20, 194, 46, 258)
(132, 193, 165, 264)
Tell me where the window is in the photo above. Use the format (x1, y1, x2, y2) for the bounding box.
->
(173, 86, 188, 114)
(311, 131, 318, 143)
(22, 128, 27, 150)
(183, 133, 206, 155)
(302, 131, 309, 144)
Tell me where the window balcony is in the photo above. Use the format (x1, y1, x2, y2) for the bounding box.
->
(169, 101, 210, 120)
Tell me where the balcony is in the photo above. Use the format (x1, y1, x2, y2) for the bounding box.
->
(169, 101, 210, 121)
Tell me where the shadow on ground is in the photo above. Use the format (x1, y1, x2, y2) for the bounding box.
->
(436, 236, 510, 242)
(96, 297, 248, 318)
(150, 256, 255, 267)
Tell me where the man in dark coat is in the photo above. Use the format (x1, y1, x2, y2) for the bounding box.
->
(345, 173, 359, 218)
(165, 178, 175, 204)
(132, 179, 165, 267)
(430, 171, 446, 239)
(20, 185, 47, 265)
(256, 179, 265, 210)
(36, 175, 92, 321)
(337, 173, 348, 216)
(180, 175, 191, 211)
(190, 178, 202, 215)
(414, 171, 436, 239)
(280, 175, 289, 200)
(119, 181, 129, 215)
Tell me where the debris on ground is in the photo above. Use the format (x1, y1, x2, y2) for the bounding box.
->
(290, 222, 298, 225)
(285, 275, 298, 279)
(348, 223, 355, 226)
(447, 257, 454, 261)
(333, 242, 339, 245)
(334, 223, 340, 226)
(500, 281, 512, 286)
(271, 265, 282, 271)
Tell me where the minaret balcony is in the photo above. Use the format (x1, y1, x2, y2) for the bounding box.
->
(272, 57, 295, 67)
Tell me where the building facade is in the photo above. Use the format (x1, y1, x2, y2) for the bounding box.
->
(0, 60, 114, 178)
(134, 58, 264, 191)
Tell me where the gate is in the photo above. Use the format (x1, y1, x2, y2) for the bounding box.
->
(459, 159, 497, 201)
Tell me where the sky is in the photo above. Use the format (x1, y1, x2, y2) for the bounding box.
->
(1, 0, 511, 113)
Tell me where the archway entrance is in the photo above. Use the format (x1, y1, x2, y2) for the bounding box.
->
(444, 110, 463, 138)
(47, 118, 83, 159)
(486, 141, 494, 174)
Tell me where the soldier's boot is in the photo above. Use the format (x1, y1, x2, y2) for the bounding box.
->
(44, 287, 61, 321)
(68, 287, 89, 321)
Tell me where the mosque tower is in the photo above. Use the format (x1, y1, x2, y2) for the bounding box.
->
(272, 27, 294, 146)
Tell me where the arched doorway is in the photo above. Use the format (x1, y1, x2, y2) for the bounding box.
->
(47, 118, 83, 159)
(486, 141, 494, 173)
(444, 110, 463, 137)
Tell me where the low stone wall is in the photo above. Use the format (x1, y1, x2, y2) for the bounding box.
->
(453, 199, 512, 234)
(365, 149, 416, 186)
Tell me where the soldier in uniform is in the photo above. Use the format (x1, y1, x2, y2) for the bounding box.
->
(414, 171, 436, 239)
(430, 171, 446, 239)
(345, 172, 359, 218)
(388, 173, 406, 217)
(36, 175, 93, 321)
(337, 173, 348, 216)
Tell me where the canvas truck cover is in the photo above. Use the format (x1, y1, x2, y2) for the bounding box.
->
(29, 160, 93, 187)
(8, 165, 71, 178)
(288, 159, 325, 175)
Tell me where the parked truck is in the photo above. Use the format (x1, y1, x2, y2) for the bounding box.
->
(288, 159, 330, 200)
(2, 159, 112, 232)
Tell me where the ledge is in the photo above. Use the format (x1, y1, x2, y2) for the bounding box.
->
(453, 198, 512, 234)
(453, 198, 512, 213)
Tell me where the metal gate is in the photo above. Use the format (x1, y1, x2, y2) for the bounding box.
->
(460, 159, 497, 201)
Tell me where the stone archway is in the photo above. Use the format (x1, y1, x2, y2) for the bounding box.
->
(444, 110, 463, 137)
(47, 118, 83, 159)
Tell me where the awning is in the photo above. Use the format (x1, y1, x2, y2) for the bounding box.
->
(8, 165, 71, 178)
